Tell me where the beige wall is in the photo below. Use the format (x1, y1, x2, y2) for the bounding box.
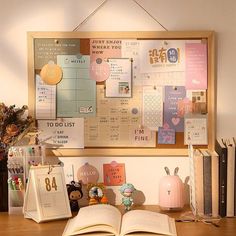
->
(0, 0, 235, 204)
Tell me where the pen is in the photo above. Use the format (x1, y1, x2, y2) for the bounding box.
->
(203, 220, 220, 227)
(18, 177, 24, 191)
(38, 145, 42, 156)
(11, 180, 17, 190)
(28, 147, 32, 156)
(19, 148, 23, 157)
(175, 219, 195, 222)
(32, 147, 35, 156)
(19, 165, 24, 173)
(8, 178, 13, 190)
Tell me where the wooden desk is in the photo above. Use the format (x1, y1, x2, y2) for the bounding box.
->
(0, 205, 235, 236)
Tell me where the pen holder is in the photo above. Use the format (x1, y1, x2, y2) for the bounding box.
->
(159, 175, 184, 210)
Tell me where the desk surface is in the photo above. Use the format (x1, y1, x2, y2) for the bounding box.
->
(0, 205, 235, 236)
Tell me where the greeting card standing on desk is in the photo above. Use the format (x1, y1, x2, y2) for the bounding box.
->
(23, 165, 71, 223)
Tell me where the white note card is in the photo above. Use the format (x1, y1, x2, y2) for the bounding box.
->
(35, 74, 56, 119)
(106, 58, 132, 98)
(38, 118, 84, 148)
(184, 115, 208, 145)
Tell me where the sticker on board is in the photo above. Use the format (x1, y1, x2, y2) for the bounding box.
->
(40, 61, 63, 85)
(90, 58, 110, 82)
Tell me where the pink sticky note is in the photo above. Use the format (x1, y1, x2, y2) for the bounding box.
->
(185, 43, 207, 89)
(90, 39, 121, 63)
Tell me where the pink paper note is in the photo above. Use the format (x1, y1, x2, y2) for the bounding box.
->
(185, 43, 207, 89)
(103, 162, 126, 186)
(90, 39, 121, 82)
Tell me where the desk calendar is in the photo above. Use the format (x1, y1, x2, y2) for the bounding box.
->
(24, 165, 71, 223)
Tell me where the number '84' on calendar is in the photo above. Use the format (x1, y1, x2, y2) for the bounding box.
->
(37, 174, 63, 194)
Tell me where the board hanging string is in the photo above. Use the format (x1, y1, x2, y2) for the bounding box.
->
(73, 0, 109, 31)
(73, 0, 168, 31)
(132, 0, 168, 31)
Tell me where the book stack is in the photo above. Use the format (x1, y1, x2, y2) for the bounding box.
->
(191, 138, 236, 218)
(192, 148, 219, 217)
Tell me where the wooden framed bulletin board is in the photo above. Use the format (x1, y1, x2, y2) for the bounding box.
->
(28, 31, 215, 157)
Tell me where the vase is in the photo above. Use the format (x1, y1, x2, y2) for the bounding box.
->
(0, 154, 8, 212)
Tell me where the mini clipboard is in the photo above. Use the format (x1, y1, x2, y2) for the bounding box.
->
(24, 165, 71, 223)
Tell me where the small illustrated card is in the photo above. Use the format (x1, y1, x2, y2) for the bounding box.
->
(158, 123, 175, 144)
(164, 86, 186, 132)
(186, 90, 207, 114)
(103, 161, 126, 186)
(184, 114, 208, 145)
(186, 90, 206, 103)
(177, 98, 192, 118)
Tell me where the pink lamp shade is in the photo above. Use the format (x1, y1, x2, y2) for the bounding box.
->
(159, 175, 184, 210)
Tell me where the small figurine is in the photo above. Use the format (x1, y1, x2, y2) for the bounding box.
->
(119, 183, 136, 211)
(87, 183, 108, 205)
(66, 180, 83, 212)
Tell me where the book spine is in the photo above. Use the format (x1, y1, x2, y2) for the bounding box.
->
(215, 140, 227, 217)
(235, 141, 236, 216)
(193, 151, 204, 215)
(226, 144, 235, 217)
(211, 153, 219, 217)
(203, 152, 212, 215)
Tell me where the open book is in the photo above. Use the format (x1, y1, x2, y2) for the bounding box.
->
(62, 204, 177, 236)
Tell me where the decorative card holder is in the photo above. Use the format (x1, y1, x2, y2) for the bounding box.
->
(23, 165, 71, 223)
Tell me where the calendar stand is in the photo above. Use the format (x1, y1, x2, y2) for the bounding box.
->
(23, 165, 71, 223)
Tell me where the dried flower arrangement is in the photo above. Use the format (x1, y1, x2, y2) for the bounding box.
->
(0, 102, 33, 161)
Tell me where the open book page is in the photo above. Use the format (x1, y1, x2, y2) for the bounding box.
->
(62, 205, 122, 236)
(120, 210, 176, 236)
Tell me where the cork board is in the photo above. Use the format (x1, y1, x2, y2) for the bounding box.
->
(28, 31, 215, 157)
